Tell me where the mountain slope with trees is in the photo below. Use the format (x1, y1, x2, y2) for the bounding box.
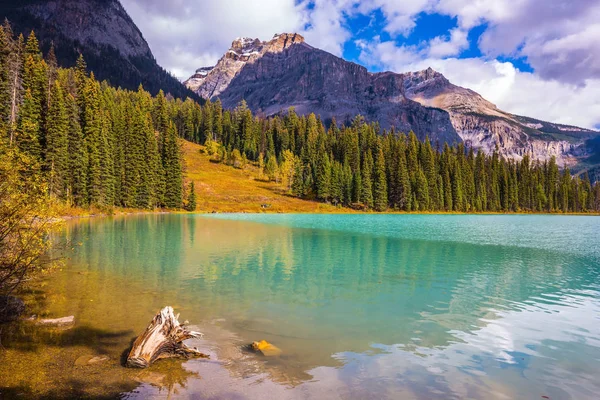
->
(0, 24, 187, 211)
(186, 34, 599, 171)
(0, 0, 199, 100)
(1, 23, 598, 222)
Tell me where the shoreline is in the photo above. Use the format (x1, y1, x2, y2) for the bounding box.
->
(58, 208, 600, 220)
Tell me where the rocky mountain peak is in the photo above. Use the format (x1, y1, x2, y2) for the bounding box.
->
(187, 32, 307, 99)
(402, 68, 451, 96)
(267, 33, 306, 52)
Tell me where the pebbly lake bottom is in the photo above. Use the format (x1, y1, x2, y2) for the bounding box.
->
(1, 213, 600, 399)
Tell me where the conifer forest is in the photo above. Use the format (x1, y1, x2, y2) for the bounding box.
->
(2, 25, 599, 214)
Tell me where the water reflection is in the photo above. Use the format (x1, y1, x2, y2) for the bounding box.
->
(50, 214, 600, 399)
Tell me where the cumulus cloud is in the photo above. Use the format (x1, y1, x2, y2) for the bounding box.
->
(427, 28, 469, 58)
(436, 0, 600, 85)
(360, 40, 600, 128)
(301, 0, 356, 56)
(357, 0, 436, 36)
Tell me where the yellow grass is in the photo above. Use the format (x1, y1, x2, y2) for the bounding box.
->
(182, 141, 350, 213)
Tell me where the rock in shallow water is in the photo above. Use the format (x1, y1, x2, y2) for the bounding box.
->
(251, 340, 282, 357)
(75, 354, 110, 366)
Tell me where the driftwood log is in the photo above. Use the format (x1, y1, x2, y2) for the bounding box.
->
(126, 306, 209, 368)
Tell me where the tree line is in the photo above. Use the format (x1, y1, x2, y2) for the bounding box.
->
(1, 23, 598, 214)
(0, 24, 193, 210)
(183, 99, 600, 213)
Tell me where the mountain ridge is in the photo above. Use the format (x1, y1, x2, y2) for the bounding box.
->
(185, 33, 599, 167)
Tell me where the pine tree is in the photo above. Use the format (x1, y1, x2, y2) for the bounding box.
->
(373, 140, 388, 211)
(7, 33, 24, 143)
(361, 152, 374, 209)
(46, 80, 69, 199)
(82, 75, 103, 205)
(24, 31, 41, 60)
(163, 121, 183, 208)
(330, 161, 343, 205)
(415, 167, 429, 211)
(16, 89, 41, 158)
(186, 181, 197, 211)
(66, 93, 87, 206)
(292, 161, 307, 198)
(315, 147, 331, 201)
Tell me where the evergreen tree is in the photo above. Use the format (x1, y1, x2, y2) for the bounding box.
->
(315, 147, 331, 201)
(163, 122, 183, 208)
(361, 152, 374, 209)
(373, 140, 388, 211)
(16, 89, 41, 158)
(65, 93, 87, 206)
(46, 80, 69, 199)
(186, 181, 197, 211)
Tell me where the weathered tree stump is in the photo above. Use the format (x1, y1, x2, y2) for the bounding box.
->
(126, 306, 209, 368)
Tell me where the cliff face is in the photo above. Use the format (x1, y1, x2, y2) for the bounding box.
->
(17, 0, 152, 58)
(185, 33, 307, 100)
(186, 34, 599, 166)
(189, 34, 461, 145)
(1, 0, 197, 99)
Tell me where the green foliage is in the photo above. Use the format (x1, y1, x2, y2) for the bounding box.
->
(0, 25, 186, 210)
(186, 99, 599, 213)
(185, 181, 197, 211)
(0, 134, 57, 295)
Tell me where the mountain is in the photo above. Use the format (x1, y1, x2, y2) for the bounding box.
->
(1, 0, 198, 100)
(185, 33, 599, 167)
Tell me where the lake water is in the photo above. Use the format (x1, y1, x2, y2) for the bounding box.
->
(6, 214, 600, 399)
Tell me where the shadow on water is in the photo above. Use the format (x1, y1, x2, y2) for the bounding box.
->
(0, 320, 202, 399)
(0, 381, 128, 400)
(2, 323, 134, 355)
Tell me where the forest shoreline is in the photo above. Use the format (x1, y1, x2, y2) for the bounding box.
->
(57, 207, 600, 220)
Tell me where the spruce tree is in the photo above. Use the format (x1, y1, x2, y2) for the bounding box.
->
(373, 141, 388, 211)
(82, 75, 102, 206)
(316, 147, 331, 201)
(163, 121, 183, 208)
(361, 152, 374, 209)
(186, 181, 197, 211)
(66, 93, 87, 206)
(46, 80, 69, 199)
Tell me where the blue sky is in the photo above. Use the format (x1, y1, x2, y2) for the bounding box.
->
(122, 0, 600, 129)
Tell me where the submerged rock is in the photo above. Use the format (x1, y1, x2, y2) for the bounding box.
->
(74, 354, 109, 366)
(251, 340, 282, 357)
(0, 296, 25, 323)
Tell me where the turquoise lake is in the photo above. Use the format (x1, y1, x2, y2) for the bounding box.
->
(42, 214, 600, 399)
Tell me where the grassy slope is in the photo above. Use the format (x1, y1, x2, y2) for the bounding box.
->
(182, 140, 348, 213)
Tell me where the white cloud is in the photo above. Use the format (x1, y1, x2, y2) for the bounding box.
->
(301, 0, 356, 56)
(427, 28, 469, 58)
(357, 0, 436, 36)
(436, 0, 600, 85)
(120, 0, 307, 79)
(360, 40, 600, 128)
